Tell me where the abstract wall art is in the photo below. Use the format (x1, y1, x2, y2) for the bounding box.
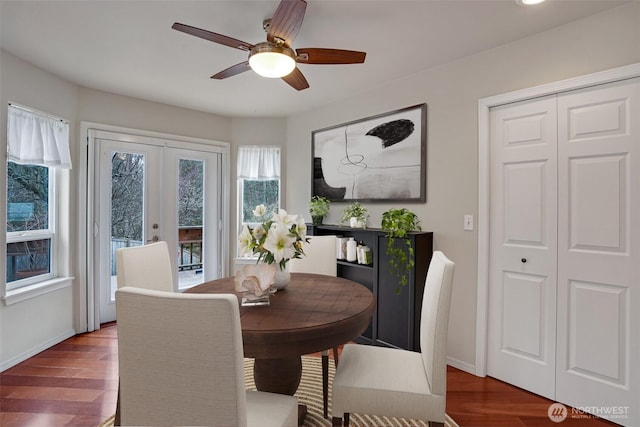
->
(312, 103, 426, 202)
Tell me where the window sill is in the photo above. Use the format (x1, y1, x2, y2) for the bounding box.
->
(3, 276, 74, 306)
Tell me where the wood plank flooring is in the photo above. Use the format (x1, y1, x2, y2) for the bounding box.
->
(0, 323, 616, 427)
(0, 325, 118, 427)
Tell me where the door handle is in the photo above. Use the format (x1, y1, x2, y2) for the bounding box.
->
(147, 224, 160, 243)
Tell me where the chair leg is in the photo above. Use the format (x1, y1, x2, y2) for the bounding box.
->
(322, 350, 329, 418)
(323, 348, 339, 419)
(114, 381, 121, 426)
(331, 413, 349, 427)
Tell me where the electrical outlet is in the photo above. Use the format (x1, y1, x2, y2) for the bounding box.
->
(464, 215, 474, 231)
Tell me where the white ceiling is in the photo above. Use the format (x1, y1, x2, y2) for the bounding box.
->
(0, 0, 628, 118)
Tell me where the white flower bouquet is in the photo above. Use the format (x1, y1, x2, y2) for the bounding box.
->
(238, 204, 308, 271)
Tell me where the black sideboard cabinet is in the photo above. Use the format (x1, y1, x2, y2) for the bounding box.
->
(308, 225, 433, 351)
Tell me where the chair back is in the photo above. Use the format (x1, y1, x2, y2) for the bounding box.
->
(116, 287, 247, 427)
(289, 235, 337, 277)
(420, 251, 455, 397)
(115, 241, 174, 292)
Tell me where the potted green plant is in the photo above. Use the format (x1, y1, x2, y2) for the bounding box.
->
(308, 195, 331, 225)
(340, 202, 369, 228)
(381, 208, 421, 294)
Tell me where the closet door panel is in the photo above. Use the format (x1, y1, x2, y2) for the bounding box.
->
(569, 155, 627, 252)
(487, 95, 558, 400)
(557, 78, 640, 425)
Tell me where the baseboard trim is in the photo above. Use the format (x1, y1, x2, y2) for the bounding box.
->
(447, 356, 477, 376)
(0, 328, 76, 372)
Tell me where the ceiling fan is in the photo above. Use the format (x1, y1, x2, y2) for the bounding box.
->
(171, 0, 366, 91)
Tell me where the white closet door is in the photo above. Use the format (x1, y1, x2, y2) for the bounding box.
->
(487, 95, 558, 399)
(556, 78, 640, 425)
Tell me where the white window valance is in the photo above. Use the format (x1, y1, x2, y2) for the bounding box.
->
(7, 104, 72, 169)
(237, 146, 280, 179)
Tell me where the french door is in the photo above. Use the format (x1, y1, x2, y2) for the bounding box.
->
(90, 129, 224, 324)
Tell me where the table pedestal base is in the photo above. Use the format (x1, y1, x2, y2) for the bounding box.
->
(254, 357, 306, 425)
(254, 357, 302, 394)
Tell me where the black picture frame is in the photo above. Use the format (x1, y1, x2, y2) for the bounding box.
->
(311, 103, 427, 203)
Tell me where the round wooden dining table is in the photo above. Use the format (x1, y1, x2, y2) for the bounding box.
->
(186, 272, 375, 422)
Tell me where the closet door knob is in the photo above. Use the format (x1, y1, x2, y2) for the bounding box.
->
(521, 258, 527, 263)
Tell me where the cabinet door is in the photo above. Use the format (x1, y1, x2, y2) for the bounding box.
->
(337, 263, 375, 342)
(377, 236, 417, 350)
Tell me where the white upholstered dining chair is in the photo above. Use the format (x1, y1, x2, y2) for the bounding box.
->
(115, 286, 298, 427)
(289, 235, 337, 418)
(331, 251, 455, 427)
(289, 235, 337, 277)
(113, 241, 175, 426)
(115, 241, 174, 292)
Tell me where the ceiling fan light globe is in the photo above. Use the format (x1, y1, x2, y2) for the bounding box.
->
(249, 43, 296, 78)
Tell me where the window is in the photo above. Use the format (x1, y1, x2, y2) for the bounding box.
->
(5, 104, 70, 292)
(6, 163, 54, 287)
(240, 179, 279, 223)
(237, 146, 280, 231)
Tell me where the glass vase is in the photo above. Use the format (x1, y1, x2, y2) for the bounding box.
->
(274, 264, 291, 290)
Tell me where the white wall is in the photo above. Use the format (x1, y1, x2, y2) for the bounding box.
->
(285, 3, 640, 371)
(0, 51, 79, 369)
(77, 88, 232, 142)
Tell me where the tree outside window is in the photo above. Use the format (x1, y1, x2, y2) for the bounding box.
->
(242, 179, 279, 223)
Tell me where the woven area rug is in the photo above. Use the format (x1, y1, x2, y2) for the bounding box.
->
(99, 356, 459, 427)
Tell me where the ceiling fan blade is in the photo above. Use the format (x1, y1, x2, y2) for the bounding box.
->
(282, 67, 309, 91)
(267, 0, 307, 46)
(296, 48, 366, 64)
(172, 22, 253, 51)
(211, 62, 251, 80)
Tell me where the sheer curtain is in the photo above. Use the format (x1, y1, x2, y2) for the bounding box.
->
(237, 146, 280, 179)
(7, 104, 72, 169)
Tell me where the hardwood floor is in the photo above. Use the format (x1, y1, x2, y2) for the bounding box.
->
(1, 323, 616, 427)
(0, 325, 118, 427)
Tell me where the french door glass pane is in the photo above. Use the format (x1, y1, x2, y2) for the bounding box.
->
(110, 152, 144, 300)
(178, 158, 204, 289)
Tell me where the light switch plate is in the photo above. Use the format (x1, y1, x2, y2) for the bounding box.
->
(464, 215, 474, 231)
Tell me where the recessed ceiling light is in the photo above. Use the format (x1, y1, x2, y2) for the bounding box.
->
(517, 0, 545, 5)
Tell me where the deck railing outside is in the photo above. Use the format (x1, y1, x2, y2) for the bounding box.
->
(110, 228, 202, 275)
